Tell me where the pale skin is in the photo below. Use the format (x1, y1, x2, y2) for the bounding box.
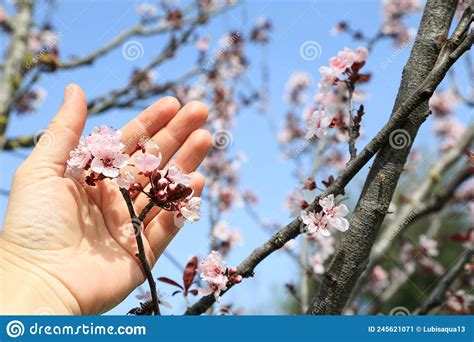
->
(0, 84, 212, 315)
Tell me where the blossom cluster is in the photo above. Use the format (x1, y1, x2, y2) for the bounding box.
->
(197, 251, 242, 300)
(66, 126, 202, 223)
(381, 0, 420, 46)
(301, 194, 350, 237)
(306, 46, 369, 141)
(400, 234, 444, 275)
(213, 221, 243, 255)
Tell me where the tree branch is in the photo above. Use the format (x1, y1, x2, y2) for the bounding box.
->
(349, 126, 473, 297)
(0, 0, 34, 143)
(184, 0, 471, 315)
(56, 4, 234, 69)
(308, 0, 468, 315)
(416, 248, 472, 315)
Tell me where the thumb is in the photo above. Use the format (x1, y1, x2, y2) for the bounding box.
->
(28, 84, 87, 173)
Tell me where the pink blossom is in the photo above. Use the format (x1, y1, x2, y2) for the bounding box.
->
(337, 47, 357, 68)
(113, 171, 135, 190)
(166, 166, 191, 185)
(354, 47, 369, 63)
(85, 125, 123, 157)
(67, 138, 91, 169)
(446, 289, 472, 314)
(180, 197, 202, 222)
(90, 146, 129, 178)
(305, 109, 333, 140)
(309, 234, 335, 259)
(198, 251, 229, 301)
(319, 194, 350, 232)
(301, 210, 330, 236)
(285, 72, 312, 105)
(309, 254, 325, 274)
(419, 234, 439, 257)
(329, 56, 348, 74)
(135, 151, 162, 174)
(214, 222, 242, 248)
(65, 167, 86, 184)
(429, 90, 459, 116)
(318, 66, 339, 92)
(371, 265, 389, 292)
(285, 189, 308, 217)
(199, 277, 228, 301)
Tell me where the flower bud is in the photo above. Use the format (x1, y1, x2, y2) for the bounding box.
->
(233, 275, 243, 283)
(156, 190, 166, 200)
(131, 182, 143, 192)
(229, 267, 237, 274)
(157, 178, 169, 189)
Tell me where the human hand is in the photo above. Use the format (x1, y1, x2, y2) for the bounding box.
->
(0, 84, 211, 315)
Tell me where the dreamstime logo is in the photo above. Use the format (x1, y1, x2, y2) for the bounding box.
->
(389, 129, 411, 150)
(120, 217, 142, 239)
(212, 129, 233, 149)
(122, 40, 144, 61)
(389, 306, 411, 315)
(34, 129, 56, 148)
(6, 320, 25, 338)
(299, 40, 322, 61)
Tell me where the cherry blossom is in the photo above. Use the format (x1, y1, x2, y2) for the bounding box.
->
(285, 72, 312, 106)
(90, 146, 129, 178)
(166, 166, 191, 185)
(305, 109, 333, 140)
(309, 254, 325, 274)
(319, 194, 350, 232)
(318, 66, 339, 92)
(135, 151, 162, 174)
(419, 234, 439, 257)
(285, 188, 308, 217)
(66, 126, 201, 224)
(67, 138, 91, 169)
(445, 289, 472, 314)
(214, 221, 243, 253)
(301, 211, 330, 236)
(180, 197, 202, 223)
(429, 90, 459, 116)
(370, 265, 389, 292)
(198, 251, 229, 301)
(113, 171, 136, 190)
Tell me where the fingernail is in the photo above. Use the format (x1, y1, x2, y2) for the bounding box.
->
(63, 84, 75, 103)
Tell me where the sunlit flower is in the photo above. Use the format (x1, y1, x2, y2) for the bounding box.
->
(319, 194, 350, 232)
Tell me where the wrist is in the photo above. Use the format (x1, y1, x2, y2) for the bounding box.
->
(0, 239, 81, 315)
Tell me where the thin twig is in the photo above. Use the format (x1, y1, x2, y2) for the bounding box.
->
(120, 188, 160, 315)
(416, 249, 472, 315)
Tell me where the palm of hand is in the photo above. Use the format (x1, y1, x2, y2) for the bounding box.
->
(1, 86, 211, 314)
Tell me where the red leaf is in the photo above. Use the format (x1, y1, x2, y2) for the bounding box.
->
(183, 256, 199, 292)
(157, 276, 184, 290)
(450, 228, 473, 243)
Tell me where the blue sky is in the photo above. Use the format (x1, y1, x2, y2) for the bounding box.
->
(1, 0, 471, 315)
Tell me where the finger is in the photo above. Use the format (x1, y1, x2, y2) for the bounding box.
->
(145, 173, 205, 259)
(28, 84, 87, 173)
(128, 101, 208, 198)
(134, 128, 212, 224)
(120, 96, 181, 155)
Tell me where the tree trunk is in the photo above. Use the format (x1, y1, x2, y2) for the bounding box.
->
(307, 0, 458, 315)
